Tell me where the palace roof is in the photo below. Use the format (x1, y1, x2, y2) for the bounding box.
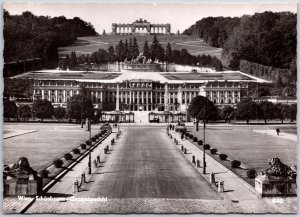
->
(12, 70, 270, 84)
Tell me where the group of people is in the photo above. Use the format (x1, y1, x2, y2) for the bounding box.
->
(168, 124, 175, 131)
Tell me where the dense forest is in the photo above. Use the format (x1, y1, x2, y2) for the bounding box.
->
(3, 10, 97, 67)
(59, 35, 223, 71)
(183, 11, 296, 95)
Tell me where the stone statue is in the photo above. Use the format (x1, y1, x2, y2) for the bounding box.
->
(4, 157, 38, 180)
(262, 157, 296, 179)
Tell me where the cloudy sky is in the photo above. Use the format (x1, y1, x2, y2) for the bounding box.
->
(3, 2, 297, 34)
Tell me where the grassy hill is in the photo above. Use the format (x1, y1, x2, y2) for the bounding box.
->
(58, 34, 222, 59)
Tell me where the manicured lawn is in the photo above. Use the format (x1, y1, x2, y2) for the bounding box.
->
(3, 123, 102, 171)
(58, 35, 222, 59)
(187, 125, 297, 171)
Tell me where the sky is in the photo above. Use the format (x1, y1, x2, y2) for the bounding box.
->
(3, 2, 297, 34)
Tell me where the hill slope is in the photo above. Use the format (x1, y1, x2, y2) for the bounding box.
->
(58, 34, 222, 59)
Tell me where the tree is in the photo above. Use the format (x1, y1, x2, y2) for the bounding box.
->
(290, 104, 297, 122)
(54, 107, 66, 122)
(165, 42, 173, 62)
(219, 106, 235, 123)
(3, 99, 18, 121)
(188, 95, 217, 130)
(17, 104, 32, 121)
(108, 46, 115, 62)
(32, 99, 54, 122)
(66, 95, 94, 122)
(275, 103, 290, 123)
(150, 35, 160, 60)
(236, 99, 261, 124)
(143, 40, 150, 59)
(70, 51, 77, 67)
(259, 101, 276, 124)
(102, 29, 106, 35)
(132, 37, 139, 58)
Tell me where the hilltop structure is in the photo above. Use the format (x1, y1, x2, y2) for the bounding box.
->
(112, 18, 171, 35)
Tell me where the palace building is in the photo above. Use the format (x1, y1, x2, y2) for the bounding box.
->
(112, 18, 171, 35)
(11, 63, 269, 123)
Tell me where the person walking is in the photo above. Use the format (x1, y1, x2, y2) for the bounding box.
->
(276, 128, 280, 136)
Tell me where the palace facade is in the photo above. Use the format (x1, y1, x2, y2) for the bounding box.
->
(12, 64, 269, 122)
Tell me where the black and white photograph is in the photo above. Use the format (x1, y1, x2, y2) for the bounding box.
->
(1, 1, 297, 214)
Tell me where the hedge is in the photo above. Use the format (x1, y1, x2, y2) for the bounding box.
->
(64, 153, 73, 160)
(231, 160, 241, 168)
(219, 153, 227, 160)
(40, 169, 50, 178)
(210, 148, 217, 154)
(86, 140, 92, 146)
(80, 143, 86, 149)
(72, 148, 80, 154)
(197, 140, 203, 145)
(247, 168, 257, 179)
(53, 159, 63, 168)
(204, 144, 210, 150)
(193, 137, 198, 142)
(189, 134, 194, 139)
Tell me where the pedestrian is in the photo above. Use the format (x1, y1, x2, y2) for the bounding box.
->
(276, 128, 280, 136)
(181, 132, 184, 140)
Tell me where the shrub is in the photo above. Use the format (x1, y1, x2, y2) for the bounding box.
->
(91, 137, 97, 142)
(204, 144, 210, 150)
(64, 153, 73, 160)
(39, 169, 50, 178)
(94, 135, 99, 139)
(189, 134, 194, 139)
(86, 140, 92, 146)
(219, 154, 227, 160)
(53, 159, 63, 168)
(80, 143, 86, 149)
(193, 137, 198, 142)
(247, 168, 257, 179)
(185, 133, 190, 137)
(210, 148, 217, 154)
(231, 160, 241, 168)
(197, 140, 203, 145)
(72, 148, 80, 154)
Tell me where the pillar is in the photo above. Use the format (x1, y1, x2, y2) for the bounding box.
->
(116, 83, 120, 111)
(164, 83, 168, 111)
(63, 90, 66, 103)
(55, 90, 58, 103)
(184, 91, 187, 105)
(41, 89, 45, 99)
(178, 87, 182, 107)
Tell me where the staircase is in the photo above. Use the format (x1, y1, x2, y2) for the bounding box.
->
(132, 111, 149, 123)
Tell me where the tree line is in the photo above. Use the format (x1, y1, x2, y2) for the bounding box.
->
(188, 96, 296, 125)
(4, 95, 296, 125)
(3, 10, 97, 68)
(3, 95, 96, 122)
(59, 35, 223, 71)
(183, 12, 296, 96)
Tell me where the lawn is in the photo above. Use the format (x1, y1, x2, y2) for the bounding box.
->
(3, 123, 102, 171)
(187, 125, 297, 171)
(58, 35, 222, 59)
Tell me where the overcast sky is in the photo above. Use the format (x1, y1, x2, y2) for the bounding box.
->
(3, 2, 297, 34)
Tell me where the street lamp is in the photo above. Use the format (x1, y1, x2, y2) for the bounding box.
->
(88, 109, 98, 175)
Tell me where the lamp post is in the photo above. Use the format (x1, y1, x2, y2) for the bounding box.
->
(203, 98, 206, 174)
(88, 109, 98, 175)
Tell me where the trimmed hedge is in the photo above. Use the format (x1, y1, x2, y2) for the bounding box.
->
(53, 159, 63, 168)
(219, 153, 227, 160)
(86, 140, 92, 146)
(197, 140, 203, 145)
(247, 168, 257, 179)
(40, 169, 50, 178)
(210, 148, 217, 154)
(80, 143, 86, 149)
(204, 144, 210, 150)
(64, 153, 73, 160)
(189, 134, 194, 139)
(231, 160, 241, 168)
(91, 137, 97, 142)
(72, 148, 80, 154)
(193, 137, 198, 142)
